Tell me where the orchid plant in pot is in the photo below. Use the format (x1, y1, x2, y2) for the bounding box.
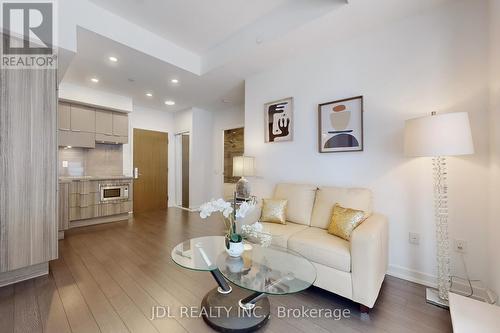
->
(199, 196, 255, 257)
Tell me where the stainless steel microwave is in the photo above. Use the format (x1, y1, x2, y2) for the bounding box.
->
(100, 184, 129, 202)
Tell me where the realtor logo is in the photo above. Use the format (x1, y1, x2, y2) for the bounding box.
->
(1, 1, 56, 68)
(2, 2, 53, 54)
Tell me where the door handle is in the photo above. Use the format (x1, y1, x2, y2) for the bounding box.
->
(134, 167, 142, 179)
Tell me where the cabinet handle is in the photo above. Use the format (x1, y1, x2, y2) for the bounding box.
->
(60, 128, 70, 131)
(72, 129, 81, 132)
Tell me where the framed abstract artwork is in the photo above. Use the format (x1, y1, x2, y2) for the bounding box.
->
(264, 97, 293, 143)
(318, 96, 364, 153)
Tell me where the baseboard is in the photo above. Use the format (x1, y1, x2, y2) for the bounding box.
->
(175, 205, 199, 212)
(70, 213, 130, 228)
(387, 264, 437, 288)
(0, 262, 48, 287)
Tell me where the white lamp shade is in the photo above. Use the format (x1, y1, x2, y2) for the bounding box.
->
(404, 112, 474, 157)
(233, 156, 255, 177)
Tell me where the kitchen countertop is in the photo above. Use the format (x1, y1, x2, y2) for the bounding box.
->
(59, 175, 133, 183)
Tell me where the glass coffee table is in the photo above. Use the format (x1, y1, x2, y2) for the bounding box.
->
(171, 236, 316, 332)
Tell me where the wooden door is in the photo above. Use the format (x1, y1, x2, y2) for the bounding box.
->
(133, 129, 168, 213)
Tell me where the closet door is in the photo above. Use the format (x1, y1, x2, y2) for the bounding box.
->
(0, 68, 58, 273)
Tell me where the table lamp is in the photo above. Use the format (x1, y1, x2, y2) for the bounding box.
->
(233, 156, 255, 200)
(404, 111, 474, 308)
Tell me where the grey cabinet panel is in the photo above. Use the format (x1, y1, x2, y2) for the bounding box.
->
(58, 103, 71, 130)
(96, 110, 113, 135)
(112, 112, 128, 137)
(0, 67, 58, 273)
(71, 105, 96, 132)
(58, 184, 69, 231)
(59, 130, 95, 148)
(95, 133, 127, 144)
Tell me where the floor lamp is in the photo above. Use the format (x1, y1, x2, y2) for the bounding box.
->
(404, 111, 474, 308)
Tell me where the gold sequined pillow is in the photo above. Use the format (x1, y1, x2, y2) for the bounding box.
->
(327, 204, 368, 241)
(261, 199, 288, 224)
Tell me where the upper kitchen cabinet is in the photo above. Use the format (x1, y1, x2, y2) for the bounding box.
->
(58, 102, 71, 130)
(71, 105, 96, 133)
(112, 112, 128, 137)
(95, 110, 113, 135)
(58, 102, 129, 147)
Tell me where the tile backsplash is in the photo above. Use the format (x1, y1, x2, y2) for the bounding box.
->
(59, 144, 123, 176)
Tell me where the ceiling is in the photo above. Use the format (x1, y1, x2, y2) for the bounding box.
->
(87, 0, 289, 54)
(62, 28, 244, 112)
(61, 0, 453, 113)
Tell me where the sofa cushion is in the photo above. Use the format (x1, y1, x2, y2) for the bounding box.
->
(311, 186, 373, 229)
(260, 222, 308, 248)
(274, 183, 317, 226)
(288, 227, 351, 272)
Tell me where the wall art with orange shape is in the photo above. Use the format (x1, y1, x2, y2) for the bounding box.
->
(318, 96, 364, 153)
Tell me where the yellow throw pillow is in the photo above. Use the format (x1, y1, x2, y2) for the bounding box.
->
(327, 203, 368, 241)
(261, 199, 288, 224)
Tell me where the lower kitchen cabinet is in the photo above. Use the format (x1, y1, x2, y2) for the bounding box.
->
(100, 201, 132, 217)
(61, 178, 133, 228)
(58, 183, 70, 231)
(69, 205, 101, 221)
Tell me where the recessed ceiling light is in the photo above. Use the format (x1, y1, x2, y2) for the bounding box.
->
(171, 79, 179, 84)
(109, 56, 118, 62)
(164, 100, 175, 106)
(91, 78, 99, 83)
(146, 93, 153, 97)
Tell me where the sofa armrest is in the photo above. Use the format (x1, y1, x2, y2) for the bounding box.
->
(235, 203, 262, 234)
(350, 213, 389, 308)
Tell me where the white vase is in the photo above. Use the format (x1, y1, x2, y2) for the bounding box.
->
(226, 240, 244, 258)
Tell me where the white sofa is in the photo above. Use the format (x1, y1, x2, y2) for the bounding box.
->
(240, 183, 388, 310)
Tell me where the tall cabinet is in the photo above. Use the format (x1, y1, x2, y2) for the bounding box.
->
(0, 68, 58, 286)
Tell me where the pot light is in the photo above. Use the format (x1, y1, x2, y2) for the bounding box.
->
(146, 92, 153, 97)
(90, 77, 99, 83)
(109, 56, 118, 62)
(164, 100, 175, 106)
(171, 79, 179, 84)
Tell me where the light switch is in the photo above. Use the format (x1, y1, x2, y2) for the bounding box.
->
(62, 160, 68, 168)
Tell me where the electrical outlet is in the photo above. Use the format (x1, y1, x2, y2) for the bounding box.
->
(62, 160, 68, 168)
(409, 232, 420, 245)
(455, 239, 467, 253)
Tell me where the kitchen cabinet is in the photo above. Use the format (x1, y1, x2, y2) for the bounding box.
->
(71, 105, 96, 132)
(57, 102, 129, 147)
(95, 110, 113, 135)
(113, 112, 128, 137)
(59, 130, 95, 148)
(58, 102, 71, 130)
(58, 183, 69, 231)
(0, 66, 57, 286)
(65, 179, 132, 225)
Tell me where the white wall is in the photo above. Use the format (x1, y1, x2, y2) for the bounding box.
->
(123, 106, 176, 206)
(59, 82, 133, 112)
(488, 0, 500, 298)
(244, 0, 491, 286)
(190, 108, 215, 208)
(210, 107, 245, 199)
(172, 107, 219, 209)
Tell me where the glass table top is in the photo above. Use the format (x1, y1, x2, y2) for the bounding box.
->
(171, 236, 226, 271)
(171, 236, 317, 295)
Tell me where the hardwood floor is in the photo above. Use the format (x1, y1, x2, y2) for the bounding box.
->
(0, 208, 452, 333)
